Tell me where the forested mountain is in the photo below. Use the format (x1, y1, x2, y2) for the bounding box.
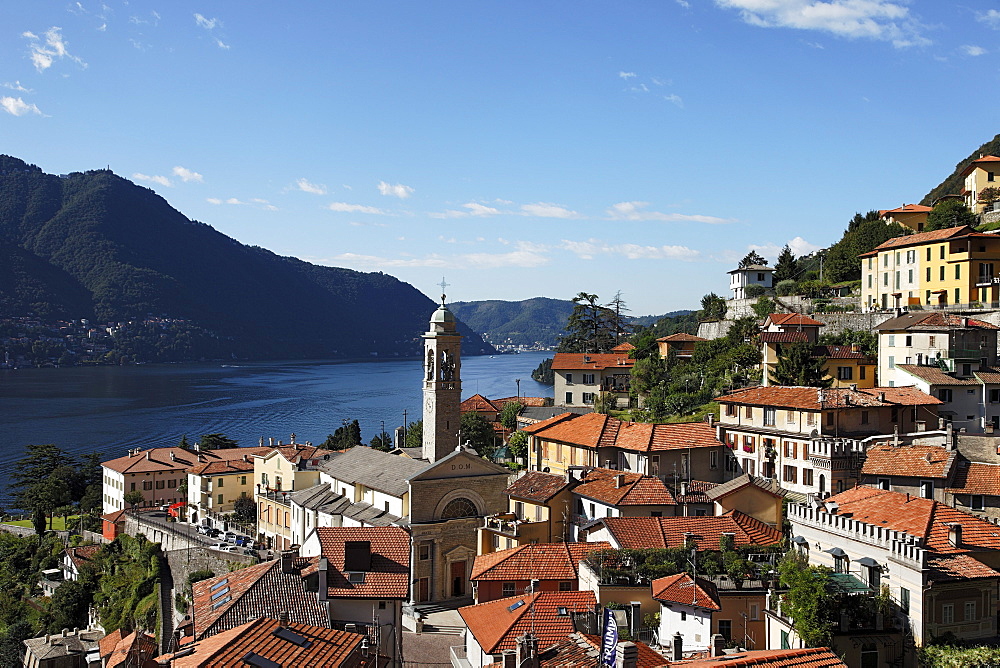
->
(448, 297, 574, 347)
(0, 156, 493, 360)
(922, 133, 1000, 205)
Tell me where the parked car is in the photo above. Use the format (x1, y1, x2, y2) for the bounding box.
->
(209, 543, 228, 551)
(234, 536, 248, 547)
(197, 524, 213, 535)
(221, 545, 241, 553)
(223, 532, 239, 543)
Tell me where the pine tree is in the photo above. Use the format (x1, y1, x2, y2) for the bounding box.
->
(774, 245, 797, 282)
(769, 341, 832, 387)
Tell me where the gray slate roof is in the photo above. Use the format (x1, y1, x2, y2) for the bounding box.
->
(320, 446, 432, 497)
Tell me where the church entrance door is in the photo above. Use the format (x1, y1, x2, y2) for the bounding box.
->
(450, 561, 465, 597)
(418, 578, 430, 602)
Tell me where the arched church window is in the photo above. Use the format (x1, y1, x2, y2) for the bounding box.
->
(441, 497, 478, 519)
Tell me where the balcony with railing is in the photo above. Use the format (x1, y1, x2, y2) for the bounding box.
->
(450, 644, 471, 668)
(482, 513, 548, 540)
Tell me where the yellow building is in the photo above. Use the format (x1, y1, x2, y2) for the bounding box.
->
(253, 439, 333, 550)
(963, 155, 1000, 214)
(879, 203, 932, 232)
(477, 470, 574, 554)
(187, 456, 258, 527)
(861, 225, 1000, 311)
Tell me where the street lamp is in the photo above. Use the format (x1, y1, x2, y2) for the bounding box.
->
(516, 378, 521, 400)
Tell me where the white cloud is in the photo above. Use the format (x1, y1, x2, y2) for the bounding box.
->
(664, 93, 684, 107)
(133, 173, 172, 187)
(1, 96, 42, 116)
(329, 252, 449, 269)
(250, 198, 278, 211)
(2, 81, 31, 92)
(607, 201, 734, 224)
(961, 45, 987, 56)
(787, 236, 822, 255)
(215, 39, 230, 50)
(377, 181, 414, 198)
(226, 197, 244, 204)
(619, 71, 637, 79)
(521, 202, 579, 219)
(464, 202, 501, 216)
(23, 27, 87, 73)
(328, 202, 386, 214)
(461, 251, 549, 268)
(561, 239, 701, 261)
(325, 247, 549, 270)
(172, 166, 204, 183)
(713, 0, 929, 48)
(194, 14, 218, 30)
(977, 9, 1000, 29)
(206, 198, 222, 205)
(296, 178, 327, 195)
(676, 0, 691, 7)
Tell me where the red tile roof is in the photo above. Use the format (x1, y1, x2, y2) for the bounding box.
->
(675, 647, 846, 667)
(880, 204, 932, 216)
(166, 617, 364, 667)
(102, 446, 272, 474)
(536, 633, 669, 668)
(188, 458, 256, 476)
(470, 542, 610, 581)
(312, 526, 411, 599)
(895, 364, 980, 386)
(462, 393, 502, 412)
(573, 468, 676, 506)
(716, 386, 940, 410)
(961, 155, 1000, 177)
(191, 561, 330, 638)
(947, 462, 1000, 496)
(675, 480, 719, 504)
(651, 573, 721, 610)
(861, 445, 956, 479)
(875, 311, 1000, 331)
(551, 353, 634, 371)
(759, 332, 809, 344)
(927, 553, 1000, 582)
(816, 345, 872, 360)
(104, 630, 157, 668)
(524, 413, 722, 452)
(871, 226, 973, 251)
(598, 511, 781, 550)
(612, 342, 636, 352)
(765, 314, 825, 328)
(65, 544, 100, 571)
(268, 443, 334, 464)
(825, 486, 1000, 554)
(459, 591, 596, 654)
(657, 333, 707, 343)
(506, 471, 572, 502)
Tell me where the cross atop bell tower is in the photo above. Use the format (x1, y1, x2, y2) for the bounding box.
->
(422, 280, 462, 463)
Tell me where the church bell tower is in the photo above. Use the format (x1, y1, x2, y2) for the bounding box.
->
(422, 282, 462, 463)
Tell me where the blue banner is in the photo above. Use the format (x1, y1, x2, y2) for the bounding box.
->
(601, 607, 618, 667)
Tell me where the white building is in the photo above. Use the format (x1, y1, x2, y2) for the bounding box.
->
(729, 265, 774, 300)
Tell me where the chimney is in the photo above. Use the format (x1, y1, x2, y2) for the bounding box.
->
(680, 481, 688, 496)
(278, 610, 290, 626)
(280, 547, 300, 574)
(290, 433, 297, 444)
(878, 392, 886, 402)
(948, 523, 962, 548)
(850, 384, 857, 392)
(925, 452, 933, 463)
(44, 634, 50, 644)
(145, 451, 151, 460)
(62, 628, 68, 637)
(851, 343, 860, 353)
(616, 641, 638, 668)
(706, 414, 714, 427)
(170, 452, 175, 461)
(243, 454, 248, 462)
(516, 633, 539, 668)
(672, 632, 683, 661)
(501, 651, 517, 668)
(318, 557, 329, 602)
(260, 437, 265, 447)
(269, 437, 275, 447)
(614, 474, 625, 489)
(711, 633, 726, 658)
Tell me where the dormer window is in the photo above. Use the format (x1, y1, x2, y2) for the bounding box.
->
(347, 572, 365, 584)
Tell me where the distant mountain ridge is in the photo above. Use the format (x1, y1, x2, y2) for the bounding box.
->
(0, 156, 493, 359)
(448, 296, 687, 348)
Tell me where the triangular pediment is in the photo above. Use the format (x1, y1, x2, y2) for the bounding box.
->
(412, 448, 509, 481)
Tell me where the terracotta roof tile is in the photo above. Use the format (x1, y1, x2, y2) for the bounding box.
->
(535, 633, 669, 668)
(65, 544, 100, 571)
(861, 445, 956, 479)
(598, 511, 781, 550)
(815, 345, 872, 360)
(895, 364, 980, 386)
(875, 311, 1000, 331)
(471, 542, 610, 581)
(657, 333, 707, 343)
(105, 630, 157, 668)
(975, 368, 1000, 384)
(716, 386, 940, 410)
(462, 393, 502, 412)
(880, 204, 932, 215)
(168, 617, 364, 667)
(765, 314, 825, 328)
(927, 553, 1000, 581)
(706, 474, 784, 501)
(102, 446, 272, 474)
(574, 468, 676, 506)
(946, 462, 1000, 496)
(313, 526, 410, 599)
(551, 353, 635, 371)
(759, 332, 810, 344)
(871, 226, 973, 252)
(651, 573, 721, 610)
(825, 486, 1000, 554)
(674, 480, 719, 504)
(524, 413, 722, 453)
(675, 647, 846, 667)
(98, 629, 122, 661)
(505, 471, 571, 502)
(459, 591, 596, 654)
(612, 343, 636, 352)
(188, 458, 256, 475)
(191, 561, 330, 638)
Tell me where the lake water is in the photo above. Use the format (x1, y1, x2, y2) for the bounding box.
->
(0, 352, 553, 506)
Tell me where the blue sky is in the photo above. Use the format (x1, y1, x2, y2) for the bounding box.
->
(3, 1, 1000, 316)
